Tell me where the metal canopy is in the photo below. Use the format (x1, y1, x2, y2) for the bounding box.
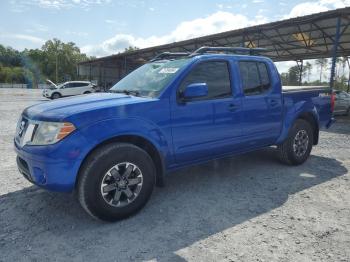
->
(78, 7, 350, 87)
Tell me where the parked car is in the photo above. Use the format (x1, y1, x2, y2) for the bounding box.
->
(333, 90, 350, 115)
(15, 47, 334, 221)
(42, 81, 96, 99)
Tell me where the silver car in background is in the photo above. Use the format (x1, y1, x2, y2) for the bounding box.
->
(334, 90, 350, 115)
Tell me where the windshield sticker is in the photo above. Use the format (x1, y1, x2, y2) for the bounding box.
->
(159, 68, 179, 74)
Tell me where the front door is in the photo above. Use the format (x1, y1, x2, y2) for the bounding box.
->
(171, 60, 242, 163)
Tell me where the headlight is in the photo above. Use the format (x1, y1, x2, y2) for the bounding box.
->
(29, 121, 76, 145)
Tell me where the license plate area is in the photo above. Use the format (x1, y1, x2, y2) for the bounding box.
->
(16, 117, 36, 146)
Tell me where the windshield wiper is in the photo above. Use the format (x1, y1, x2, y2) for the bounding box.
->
(109, 89, 140, 96)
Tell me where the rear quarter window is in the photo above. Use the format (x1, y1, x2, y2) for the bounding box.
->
(239, 61, 271, 96)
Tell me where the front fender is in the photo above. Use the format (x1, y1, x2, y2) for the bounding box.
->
(276, 100, 319, 144)
(78, 117, 172, 165)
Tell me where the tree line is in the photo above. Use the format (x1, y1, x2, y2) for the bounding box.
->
(280, 57, 350, 91)
(0, 39, 90, 87)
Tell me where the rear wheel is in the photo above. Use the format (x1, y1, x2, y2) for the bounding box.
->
(277, 119, 313, 165)
(51, 92, 61, 99)
(83, 91, 91, 94)
(77, 143, 156, 222)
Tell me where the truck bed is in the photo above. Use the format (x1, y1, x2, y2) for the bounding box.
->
(282, 86, 332, 129)
(282, 86, 330, 93)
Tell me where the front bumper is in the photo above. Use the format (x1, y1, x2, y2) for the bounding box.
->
(14, 130, 89, 192)
(42, 92, 51, 98)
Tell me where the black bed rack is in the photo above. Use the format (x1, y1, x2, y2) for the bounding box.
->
(149, 46, 268, 62)
(190, 46, 268, 56)
(149, 52, 190, 62)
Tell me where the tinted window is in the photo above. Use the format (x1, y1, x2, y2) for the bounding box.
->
(72, 82, 88, 87)
(257, 63, 270, 92)
(180, 61, 231, 100)
(239, 61, 271, 96)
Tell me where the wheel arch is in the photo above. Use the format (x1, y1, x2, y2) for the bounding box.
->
(76, 134, 165, 190)
(296, 111, 319, 145)
(51, 91, 61, 98)
(277, 107, 319, 145)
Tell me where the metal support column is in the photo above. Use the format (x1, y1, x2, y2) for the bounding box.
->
(296, 60, 303, 86)
(124, 57, 127, 76)
(346, 57, 350, 93)
(330, 17, 341, 90)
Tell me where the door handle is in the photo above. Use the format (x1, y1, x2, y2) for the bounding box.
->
(228, 103, 238, 112)
(269, 99, 278, 107)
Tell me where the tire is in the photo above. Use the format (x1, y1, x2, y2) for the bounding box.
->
(83, 91, 91, 94)
(277, 119, 313, 165)
(77, 143, 156, 222)
(51, 92, 61, 99)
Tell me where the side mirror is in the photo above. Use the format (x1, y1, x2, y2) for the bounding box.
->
(182, 83, 208, 100)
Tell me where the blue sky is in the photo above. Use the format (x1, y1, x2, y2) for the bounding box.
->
(0, 0, 349, 62)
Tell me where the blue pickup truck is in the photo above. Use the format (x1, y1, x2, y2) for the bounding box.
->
(15, 47, 334, 221)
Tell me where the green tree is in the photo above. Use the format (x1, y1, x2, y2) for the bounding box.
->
(0, 40, 90, 87)
(303, 62, 312, 83)
(124, 46, 139, 53)
(280, 72, 289, 85)
(315, 58, 328, 83)
(41, 38, 88, 83)
(288, 66, 300, 85)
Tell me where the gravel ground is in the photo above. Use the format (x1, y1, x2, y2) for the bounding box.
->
(0, 88, 349, 262)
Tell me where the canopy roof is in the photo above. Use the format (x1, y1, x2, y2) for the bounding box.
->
(79, 7, 350, 68)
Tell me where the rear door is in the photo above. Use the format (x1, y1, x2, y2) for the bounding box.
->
(238, 60, 282, 147)
(76, 82, 90, 94)
(171, 59, 242, 163)
(61, 83, 77, 96)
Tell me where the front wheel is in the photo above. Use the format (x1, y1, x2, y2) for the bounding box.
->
(77, 143, 156, 222)
(277, 119, 313, 165)
(51, 92, 61, 99)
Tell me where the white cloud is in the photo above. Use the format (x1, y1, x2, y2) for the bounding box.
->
(275, 61, 298, 73)
(149, 7, 155, 11)
(65, 30, 88, 37)
(0, 33, 45, 44)
(82, 11, 267, 57)
(285, 0, 350, 18)
(25, 23, 48, 33)
(10, 0, 112, 11)
(105, 19, 117, 24)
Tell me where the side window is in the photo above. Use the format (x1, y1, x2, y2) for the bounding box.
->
(64, 83, 73, 88)
(239, 61, 271, 96)
(72, 83, 82, 88)
(257, 62, 271, 92)
(180, 61, 232, 100)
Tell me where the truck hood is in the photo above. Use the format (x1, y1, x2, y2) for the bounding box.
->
(23, 93, 155, 125)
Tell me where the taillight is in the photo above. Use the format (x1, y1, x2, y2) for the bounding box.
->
(331, 92, 335, 112)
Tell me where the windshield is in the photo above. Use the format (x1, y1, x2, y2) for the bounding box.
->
(110, 58, 190, 97)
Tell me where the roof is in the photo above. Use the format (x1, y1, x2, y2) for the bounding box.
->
(79, 7, 350, 67)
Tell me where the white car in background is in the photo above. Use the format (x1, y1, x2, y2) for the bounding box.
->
(43, 81, 96, 99)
